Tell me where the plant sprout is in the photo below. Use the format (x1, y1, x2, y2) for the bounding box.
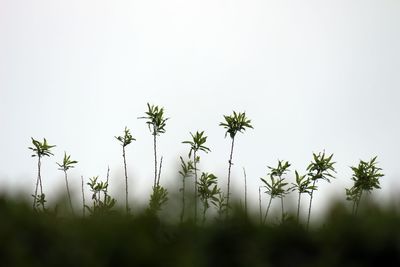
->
(346, 156, 384, 215)
(85, 176, 116, 216)
(267, 160, 291, 222)
(197, 172, 220, 224)
(115, 126, 136, 214)
(182, 131, 211, 223)
(291, 171, 316, 223)
(219, 111, 253, 216)
(178, 156, 195, 223)
(306, 151, 336, 229)
(28, 137, 56, 210)
(56, 152, 78, 215)
(260, 171, 289, 224)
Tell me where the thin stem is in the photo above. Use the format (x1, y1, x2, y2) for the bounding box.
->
(258, 187, 262, 224)
(153, 130, 158, 188)
(202, 201, 207, 225)
(281, 197, 284, 222)
(122, 146, 129, 214)
(33, 156, 41, 209)
(180, 173, 186, 224)
(81, 176, 86, 217)
(104, 166, 110, 204)
(263, 195, 273, 225)
(226, 136, 235, 218)
(193, 151, 198, 224)
(64, 170, 74, 216)
(157, 156, 163, 186)
(297, 192, 301, 223)
(306, 180, 317, 231)
(243, 167, 247, 216)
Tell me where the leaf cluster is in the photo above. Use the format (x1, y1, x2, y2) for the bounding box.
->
(182, 131, 211, 158)
(178, 157, 195, 179)
(115, 126, 136, 147)
(32, 193, 47, 211)
(307, 152, 336, 182)
(260, 176, 289, 199)
(219, 111, 253, 139)
(346, 156, 384, 200)
(28, 138, 56, 158)
(197, 172, 220, 211)
(56, 152, 78, 172)
(148, 185, 168, 213)
(85, 176, 116, 215)
(139, 103, 169, 136)
(291, 171, 316, 195)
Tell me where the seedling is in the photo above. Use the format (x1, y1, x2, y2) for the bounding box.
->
(28, 137, 56, 210)
(148, 185, 168, 214)
(56, 152, 78, 215)
(346, 156, 384, 215)
(291, 171, 316, 223)
(197, 172, 220, 224)
(267, 160, 291, 222)
(182, 131, 211, 223)
(85, 176, 116, 216)
(260, 170, 289, 224)
(178, 156, 195, 223)
(115, 126, 136, 214)
(306, 151, 336, 229)
(220, 111, 253, 216)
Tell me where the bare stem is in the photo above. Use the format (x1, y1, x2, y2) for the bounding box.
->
(153, 130, 158, 188)
(180, 172, 186, 224)
(194, 151, 198, 223)
(243, 167, 247, 216)
(297, 192, 301, 223)
(226, 137, 235, 218)
(33, 156, 41, 209)
(157, 156, 163, 186)
(307, 180, 317, 231)
(81, 175, 86, 217)
(64, 170, 74, 216)
(263, 195, 273, 224)
(122, 146, 129, 214)
(258, 186, 262, 224)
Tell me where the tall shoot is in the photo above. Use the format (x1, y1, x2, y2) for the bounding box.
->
(178, 157, 194, 223)
(267, 160, 291, 222)
(306, 151, 336, 229)
(197, 172, 219, 224)
(56, 152, 78, 215)
(115, 127, 136, 214)
(139, 103, 169, 213)
(219, 111, 253, 216)
(291, 171, 315, 223)
(28, 138, 56, 211)
(182, 131, 211, 223)
(346, 156, 384, 215)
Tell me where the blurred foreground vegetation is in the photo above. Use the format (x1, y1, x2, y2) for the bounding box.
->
(1, 197, 400, 267)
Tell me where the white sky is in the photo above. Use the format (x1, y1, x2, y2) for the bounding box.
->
(1, 0, 399, 218)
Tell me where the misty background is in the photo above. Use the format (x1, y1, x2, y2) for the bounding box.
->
(1, 0, 399, 218)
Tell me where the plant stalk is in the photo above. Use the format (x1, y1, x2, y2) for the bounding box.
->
(307, 180, 317, 230)
(194, 151, 198, 223)
(297, 192, 301, 223)
(263, 195, 273, 224)
(64, 170, 74, 215)
(226, 136, 235, 218)
(122, 146, 129, 214)
(33, 156, 41, 209)
(81, 176, 86, 217)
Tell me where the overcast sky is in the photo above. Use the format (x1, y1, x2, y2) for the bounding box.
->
(1, 0, 399, 218)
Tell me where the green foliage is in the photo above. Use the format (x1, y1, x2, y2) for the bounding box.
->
(178, 156, 195, 179)
(291, 171, 316, 195)
(307, 152, 336, 182)
(219, 111, 253, 139)
(261, 173, 289, 199)
(148, 185, 168, 214)
(32, 193, 47, 212)
(56, 152, 78, 172)
(182, 131, 211, 158)
(346, 156, 384, 214)
(197, 172, 220, 223)
(115, 126, 136, 147)
(85, 176, 116, 216)
(28, 137, 56, 158)
(139, 103, 169, 136)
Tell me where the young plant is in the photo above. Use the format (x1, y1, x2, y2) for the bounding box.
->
(260, 171, 289, 224)
(115, 126, 136, 214)
(267, 160, 291, 222)
(306, 151, 336, 229)
(85, 176, 116, 216)
(182, 131, 211, 223)
(148, 185, 168, 214)
(139, 103, 169, 188)
(28, 137, 56, 210)
(346, 156, 384, 215)
(291, 171, 315, 223)
(178, 156, 195, 223)
(56, 152, 78, 215)
(215, 192, 227, 220)
(197, 172, 220, 224)
(219, 111, 253, 216)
